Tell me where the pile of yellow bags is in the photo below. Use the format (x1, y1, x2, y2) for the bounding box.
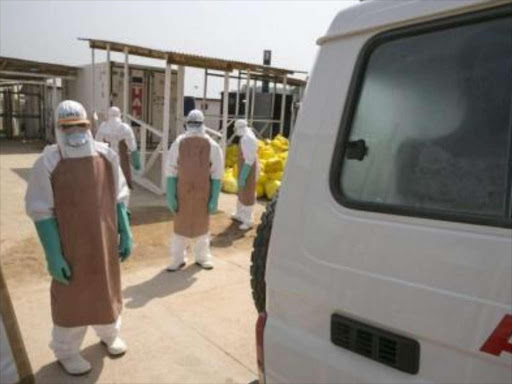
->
(222, 134, 289, 200)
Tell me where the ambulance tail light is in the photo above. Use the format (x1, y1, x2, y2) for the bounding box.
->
(256, 312, 267, 384)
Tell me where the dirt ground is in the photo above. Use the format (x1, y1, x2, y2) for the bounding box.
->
(0, 140, 266, 384)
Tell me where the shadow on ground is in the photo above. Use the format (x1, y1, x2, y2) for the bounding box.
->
(11, 167, 32, 183)
(211, 220, 251, 248)
(130, 206, 173, 226)
(34, 343, 107, 384)
(123, 267, 201, 309)
(0, 140, 45, 155)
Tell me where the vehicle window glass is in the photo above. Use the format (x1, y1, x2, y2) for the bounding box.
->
(339, 16, 512, 222)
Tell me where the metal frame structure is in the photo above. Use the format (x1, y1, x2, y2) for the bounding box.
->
(0, 57, 77, 141)
(80, 38, 306, 195)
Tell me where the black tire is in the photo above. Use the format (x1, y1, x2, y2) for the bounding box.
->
(250, 194, 278, 313)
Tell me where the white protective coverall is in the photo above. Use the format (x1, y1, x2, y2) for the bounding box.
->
(166, 123, 224, 270)
(25, 100, 130, 375)
(233, 120, 259, 229)
(96, 107, 137, 156)
(96, 107, 138, 191)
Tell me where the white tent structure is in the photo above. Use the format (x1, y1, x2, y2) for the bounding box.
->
(80, 39, 306, 195)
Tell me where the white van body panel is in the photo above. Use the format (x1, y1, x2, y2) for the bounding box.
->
(264, 1, 512, 383)
(319, 0, 509, 44)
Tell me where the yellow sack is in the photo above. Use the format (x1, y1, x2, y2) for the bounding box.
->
(222, 177, 238, 194)
(256, 184, 265, 198)
(264, 158, 284, 173)
(265, 180, 281, 200)
(223, 168, 233, 179)
(226, 144, 238, 156)
(267, 172, 284, 181)
(273, 134, 288, 143)
(258, 173, 268, 185)
(225, 145, 239, 168)
(274, 152, 288, 168)
(222, 167, 238, 194)
(271, 135, 289, 153)
(259, 146, 275, 160)
(271, 143, 288, 154)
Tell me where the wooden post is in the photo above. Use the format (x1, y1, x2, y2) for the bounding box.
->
(222, 71, 229, 153)
(161, 58, 172, 192)
(235, 70, 241, 118)
(245, 71, 251, 120)
(0, 265, 34, 384)
(52, 78, 57, 132)
(250, 78, 256, 126)
(203, 69, 208, 110)
(106, 43, 111, 112)
(123, 47, 129, 123)
(279, 75, 287, 135)
(176, 65, 185, 136)
(42, 84, 48, 141)
(271, 79, 277, 137)
(91, 48, 95, 120)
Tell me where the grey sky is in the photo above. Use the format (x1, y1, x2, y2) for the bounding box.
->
(1, 1, 357, 97)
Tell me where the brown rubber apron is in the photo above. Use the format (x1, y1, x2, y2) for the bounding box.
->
(237, 142, 257, 206)
(50, 153, 121, 327)
(118, 141, 133, 190)
(174, 136, 211, 238)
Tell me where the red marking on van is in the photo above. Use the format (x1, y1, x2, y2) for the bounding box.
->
(481, 315, 512, 357)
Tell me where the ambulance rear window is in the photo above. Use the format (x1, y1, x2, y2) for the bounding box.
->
(332, 7, 512, 228)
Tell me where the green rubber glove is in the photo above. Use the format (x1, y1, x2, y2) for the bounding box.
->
(117, 203, 133, 261)
(166, 176, 178, 213)
(238, 163, 251, 190)
(208, 179, 222, 214)
(35, 218, 71, 285)
(131, 150, 142, 171)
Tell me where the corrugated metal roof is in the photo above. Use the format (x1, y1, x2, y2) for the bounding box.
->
(80, 38, 302, 78)
(0, 56, 78, 79)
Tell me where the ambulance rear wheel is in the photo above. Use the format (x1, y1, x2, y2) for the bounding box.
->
(250, 194, 278, 313)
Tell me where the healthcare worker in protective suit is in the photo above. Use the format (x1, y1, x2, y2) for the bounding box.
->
(232, 119, 258, 230)
(166, 109, 224, 271)
(96, 106, 141, 190)
(25, 100, 132, 376)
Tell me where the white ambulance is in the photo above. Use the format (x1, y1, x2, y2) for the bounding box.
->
(250, 1, 512, 383)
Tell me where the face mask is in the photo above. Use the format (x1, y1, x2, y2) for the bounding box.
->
(186, 122, 203, 133)
(108, 115, 121, 124)
(65, 131, 89, 147)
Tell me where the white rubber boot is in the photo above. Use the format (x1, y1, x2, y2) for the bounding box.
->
(239, 222, 253, 230)
(166, 260, 186, 272)
(168, 234, 188, 272)
(103, 337, 127, 356)
(58, 354, 92, 376)
(195, 260, 214, 270)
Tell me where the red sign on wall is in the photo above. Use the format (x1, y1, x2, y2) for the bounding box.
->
(131, 85, 143, 119)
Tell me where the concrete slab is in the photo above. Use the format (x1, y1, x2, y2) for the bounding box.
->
(0, 141, 267, 384)
(9, 249, 259, 384)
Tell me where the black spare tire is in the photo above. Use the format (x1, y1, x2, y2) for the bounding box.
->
(250, 194, 278, 313)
